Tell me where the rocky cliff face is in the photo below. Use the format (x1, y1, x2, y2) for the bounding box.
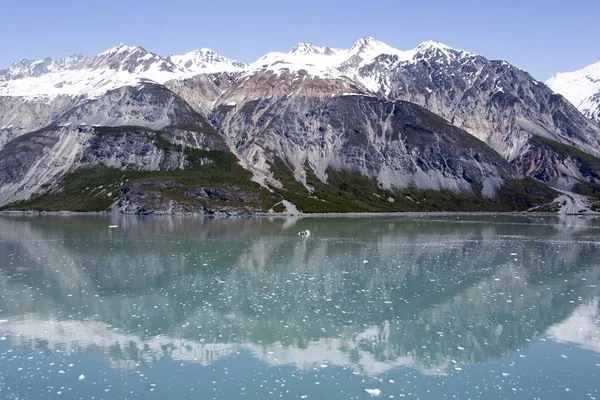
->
(358, 44, 600, 162)
(0, 95, 83, 148)
(208, 72, 513, 197)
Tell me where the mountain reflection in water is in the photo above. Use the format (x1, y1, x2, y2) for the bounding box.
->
(0, 214, 599, 377)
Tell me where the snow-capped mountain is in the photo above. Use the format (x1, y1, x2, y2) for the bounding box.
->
(547, 60, 600, 122)
(87, 44, 179, 73)
(0, 36, 462, 100)
(244, 36, 418, 78)
(0, 54, 90, 81)
(168, 48, 246, 73)
(0, 44, 245, 99)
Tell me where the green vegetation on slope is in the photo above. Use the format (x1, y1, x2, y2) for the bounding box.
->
(269, 161, 558, 213)
(572, 180, 600, 200)
(3, 149, 278, 212)
(2, 123, 560, 214)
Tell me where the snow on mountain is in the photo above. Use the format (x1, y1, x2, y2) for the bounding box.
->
(0, 37, 473, 99)
(289, 42, 343, 57)
(345, 36, 415, 65)
(547, 61, 600, 122)
(168, 48, 246, 73)
(0, 44, 245, 99)
(243, 36, 472, 91)
(87, 44, 178, 73)
(0, 54, 90, 81)
(244, 42, 349, 78)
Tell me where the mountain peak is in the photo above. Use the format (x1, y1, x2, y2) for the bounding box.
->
(168, 48, 246, 73)
(416, 40, 452, 50)
(346, 36, 414, 66)
(98, 43, 146, 57)
(353, 36, 379, 46)
(288, 42, 341, 57)
(350, 36, 389, 52)
(289, 42, 318, 55)
(412, 40, 468, 62)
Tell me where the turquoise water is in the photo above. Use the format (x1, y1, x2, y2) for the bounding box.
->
(0, 214, 599, 399)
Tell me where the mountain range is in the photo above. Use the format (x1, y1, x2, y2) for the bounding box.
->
(1, 37, 600, 214)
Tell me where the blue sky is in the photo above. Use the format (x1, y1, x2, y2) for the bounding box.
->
(1, 0, 598, 81)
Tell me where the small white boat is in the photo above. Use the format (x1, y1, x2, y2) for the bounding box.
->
(298, 229, 311, 237)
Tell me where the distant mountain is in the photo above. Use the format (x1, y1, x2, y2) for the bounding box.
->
(547, 60, 600, 122)
(1, 38, 599, 214)
(0, 44, 245, 99)
(0, 54, 90, 81)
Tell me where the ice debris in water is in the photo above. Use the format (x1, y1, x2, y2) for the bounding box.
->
(365, 388, 381, 396)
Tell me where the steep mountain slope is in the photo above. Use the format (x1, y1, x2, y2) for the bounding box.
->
(0, 84, 270, 213)
(210, 72, 513, 195)
(547, 60, 600, 123)
(356, 42, 600, 161)
(167, 38, 600, 193)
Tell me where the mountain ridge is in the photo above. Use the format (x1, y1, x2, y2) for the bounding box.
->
(0, 37, 474, 99)
(1, 37, 600, 214)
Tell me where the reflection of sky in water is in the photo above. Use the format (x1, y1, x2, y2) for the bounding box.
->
(0, 214, 599, 399)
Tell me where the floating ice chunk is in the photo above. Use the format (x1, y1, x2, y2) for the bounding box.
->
(365, 389, 381, 396)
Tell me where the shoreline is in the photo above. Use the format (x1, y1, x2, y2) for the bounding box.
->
(1, 210, 598, 217)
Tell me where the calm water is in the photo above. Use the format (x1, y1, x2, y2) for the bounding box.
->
(0, 214, 599, 400)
